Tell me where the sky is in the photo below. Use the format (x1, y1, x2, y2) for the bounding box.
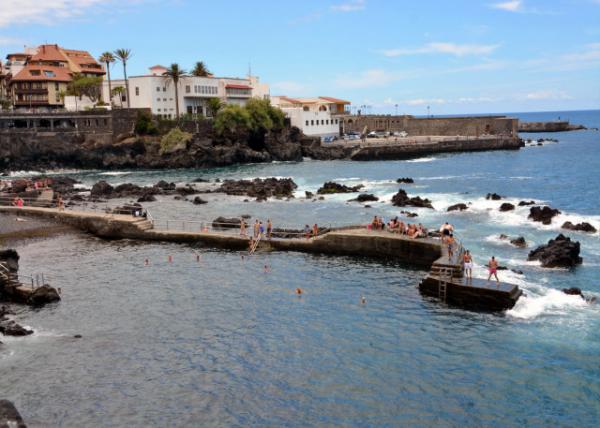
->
(0, 0, 599, 115)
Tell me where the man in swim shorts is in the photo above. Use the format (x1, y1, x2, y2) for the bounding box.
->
(487, 256, 499, 283)
(463, 250, 473, 281)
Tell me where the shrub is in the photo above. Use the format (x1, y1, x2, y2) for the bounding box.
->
(213, 104, 252, 136)
(135, 111, 159, 135)
(160, 127, 193, 154)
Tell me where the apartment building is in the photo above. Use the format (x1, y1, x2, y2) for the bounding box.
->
(271, 96, 350, 137)
(7, 44, 104, 111)
(102, 65, 270, 118)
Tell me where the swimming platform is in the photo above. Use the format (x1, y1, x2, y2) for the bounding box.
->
(0, 206, 522, 311)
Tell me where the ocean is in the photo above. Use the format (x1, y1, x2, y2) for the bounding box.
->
(1, 109, 599, 427)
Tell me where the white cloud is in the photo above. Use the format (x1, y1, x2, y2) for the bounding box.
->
(0, 0, 147, 27)
(403, 98, 447, 106)
(334, 69, 402, 89)
(490, 0, 522, 12)
(0, 37, 25, 46)
(382, 42, 500, 57)
(331, 0, 365, 12)
(524, 90, 572, 100)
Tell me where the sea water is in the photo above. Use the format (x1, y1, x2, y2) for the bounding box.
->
(1, 110, 599, 427)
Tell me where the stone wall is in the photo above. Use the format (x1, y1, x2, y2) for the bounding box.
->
(343, 115, 518, 137)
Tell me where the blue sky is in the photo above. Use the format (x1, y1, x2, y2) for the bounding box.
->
(1, 0, 599, 114)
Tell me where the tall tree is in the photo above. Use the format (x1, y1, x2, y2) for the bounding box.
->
(191, 61, 211, 77)
(111, 86, 125, 108)
(70, 73, 103, 104)
(113, 48, 132, 108)
(98, 52, 115, 104)
(163, 63, 186, 119)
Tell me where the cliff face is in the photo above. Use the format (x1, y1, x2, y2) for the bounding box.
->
(0, 126, 333, 171)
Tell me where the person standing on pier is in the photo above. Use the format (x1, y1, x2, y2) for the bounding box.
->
(253, 220, 260, 239)
(267, 219, 273, 240)
(240, 218, 247, 236)
(312, 224, 319, 237)
(463, 250, 473, 281)
(487, 256, 499, 283)
(446, 233, 455, 259)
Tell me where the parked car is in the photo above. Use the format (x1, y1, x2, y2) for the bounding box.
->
(393, 131, 408, 137)
(367, 131, 378, 138)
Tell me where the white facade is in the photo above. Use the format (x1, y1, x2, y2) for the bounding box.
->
(97, 66, 270, 117)
(271, 96, 350, 137)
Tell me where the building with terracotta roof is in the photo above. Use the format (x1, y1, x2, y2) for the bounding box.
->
(6, 44, 104, 110)
(102, 65, 270, 118)
(271, 96, 351, 137)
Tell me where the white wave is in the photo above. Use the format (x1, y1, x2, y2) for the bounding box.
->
(507, 288, 588, 320)
(406, 157, 437, 163)
(8, 170, 43, 177)
(419, 175, 463, 181)
(99, 171, 132, 176)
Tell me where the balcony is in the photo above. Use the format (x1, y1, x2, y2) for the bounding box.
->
(14, 88, 48, 94)
(14, 99, 50, 106)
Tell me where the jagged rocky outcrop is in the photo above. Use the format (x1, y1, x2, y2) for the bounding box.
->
(529, 206, 561, 225)
(391, 189, 434, 209)
(317, 182, 363, 194)
(447, 203, 468, 212)
(528, 234, 582, 268)
(562, 287, 596, 303)
(218, 178, 297, 200)
(349, 194, 379, 203)
(486, 193, 503, 200)
(510, 236, 527, 248)
(518, 200, 536, 206)
(499, 203, 515, 212)
(396, 177, 414, 184)
(562, 221, 597, 233)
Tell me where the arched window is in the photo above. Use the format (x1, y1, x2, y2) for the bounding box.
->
(319, 105, 327, 111)
(303, 106, 309, 111)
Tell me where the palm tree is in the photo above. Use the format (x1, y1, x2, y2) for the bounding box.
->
(163, 63, 186, 119)
(191, 61, 211, 77)
(112, 86, 125, 108)
(98, 52, 115, 105)
(113, 48, 132, 108)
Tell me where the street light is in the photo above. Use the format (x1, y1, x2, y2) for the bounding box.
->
(395, 104, 398, 115)
(427, 105, 430, 118)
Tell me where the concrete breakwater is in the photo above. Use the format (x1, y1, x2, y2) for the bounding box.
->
(0, 207, 442, 267)
(346, 136, 522, 161)
(518, 120, 586, 132)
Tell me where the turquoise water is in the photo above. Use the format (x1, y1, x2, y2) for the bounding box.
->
(1, 110, 600, 427)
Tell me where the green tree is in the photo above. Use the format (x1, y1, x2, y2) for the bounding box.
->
(98, 51, 115, 104)
(114, 48, 132, 108)
(66, 80, 82, 111)
(162, 63, 186, 119)
(134, 111, 158, 135)
(207, 97, 223, 117)
(191, 61, 211, 77)
(70, 73, 103, 104)
(111, 86, 125, 108)
(245, 98, 285, 133)
(160, 127, 193, 154)
(213, 104, 252, 137)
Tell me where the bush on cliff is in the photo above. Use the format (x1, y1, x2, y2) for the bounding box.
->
(214, 104, 252, 137)
(135, 111, 159, 135)
(160, 128, 193, 154)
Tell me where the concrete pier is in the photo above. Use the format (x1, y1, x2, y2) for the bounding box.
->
(1, 206, 522, 310)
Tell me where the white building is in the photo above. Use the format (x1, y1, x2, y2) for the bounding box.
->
(271, 96, 350, 137)
(100, 65, 270, 118)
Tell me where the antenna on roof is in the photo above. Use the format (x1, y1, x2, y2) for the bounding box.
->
(248, 61, 251, 78)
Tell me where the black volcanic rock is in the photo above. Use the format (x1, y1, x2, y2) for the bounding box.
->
(499, 202, 515, 212)
(486, 193, 503, 200)
(447, 203, 468, 212)
(317, 181, 363, 194)
(212, 216, 241, 229)
(528, 234, 582, 268)
(192, 196, 208, 205)
(391, 189, 433, 209)
(396, 177, 414, 184)
(562, 221, 597, 234)
(350, 193, 379, 203)
(529, 206, 561, 225)
(518, 200, 536, 206)
(510, 236, 527, 248)
(0, 400, 27, 428)
(90, 180, 114, 197)
(220, 178, 297, 199)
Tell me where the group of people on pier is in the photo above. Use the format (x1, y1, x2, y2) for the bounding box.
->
(368, 215, 428, 239)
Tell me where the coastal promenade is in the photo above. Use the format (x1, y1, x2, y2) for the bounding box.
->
(1, 205, 522, 310)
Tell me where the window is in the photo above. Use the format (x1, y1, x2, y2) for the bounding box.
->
(321, 120, 324, 125)
(156, 87, 160, 92)
(43, 70, 55, 77)
(157, 98, 161, 102)
(135, 87, 139, 96)
(162, 87, 166, 92)
(30, 70, 41, 76)
(163, 98, 167, 101)
(303, 106, 309, 112)
(326, 120, 329, 125)
(169, 98, 173, 101)
(55, 83, 59, 91)
(185, 85, 190, 94)
(311, 120, 314, 126)
(305, 120, 309, 126)
(157, 108, 161, 112)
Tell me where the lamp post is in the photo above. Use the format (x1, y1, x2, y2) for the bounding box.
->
(395, 104, 398, 115)
(427, 105, 430, 118)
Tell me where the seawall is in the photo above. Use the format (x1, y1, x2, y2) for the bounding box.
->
(348, 136, 522, 161)
(518, 121, 586, 132)
(0, 207, 442, 268)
